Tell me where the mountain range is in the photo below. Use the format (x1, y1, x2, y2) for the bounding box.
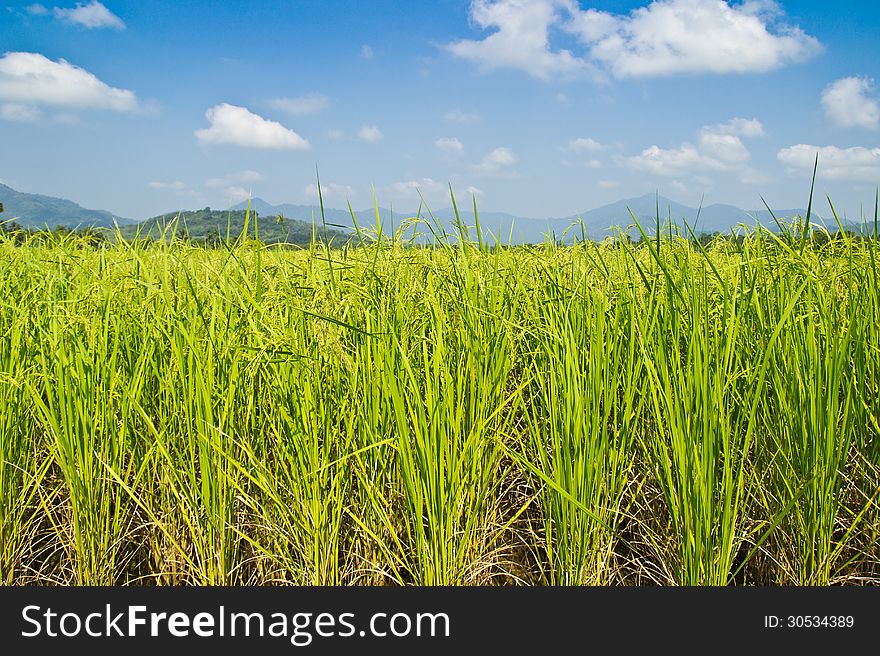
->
(0, 183, 135, 229)
(0, 182, 848, 243)
(230, 195, 815, 242)
(117, 207, 347, 245)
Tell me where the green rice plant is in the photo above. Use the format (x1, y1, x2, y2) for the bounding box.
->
(758, 267, 860, 584)
(349, 238, 521, 585)
(519, 249, 642, 584)
(230, 349, 355, 585)
(0, 257, 50, 583)
(636, 270, 743, 584)
(630, 231, 797, 586)
(29, 300, 143, 584)
(0, 195, 878, 586)
(104, 244, 255, 585)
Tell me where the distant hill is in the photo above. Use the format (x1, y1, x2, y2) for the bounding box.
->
(549, 194, 814, 241)
(235, 194, 817, 243)
(1, 182, 853, 245)
(120, 207, 349, 245)
(232, 198, 405, 235)
(0, 183, 134, 229)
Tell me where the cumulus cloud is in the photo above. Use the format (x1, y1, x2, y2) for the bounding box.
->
(357, 124, 383, 142)
(624, 143, 708, 176)
(215, 186, 252, 204)
(25, 4, 49, 15)
(777, 144, 880, 182)
(821, 77, 879, 130)
(382, 178, 455, 207)
(446, 0, 588, 80)
(669, 180, 690, 196)
(270, 92, 330, 116)
(147, 180, 207, 203)
(0, 52, 137, 112)
(205, 170, 263, 189)
(474, 147, 517, 176)
(385, 177, 447, 198)
(570, 0, 821, 78)
(195, 104, 310, 149)
(567, 137, 603, 152)
(304, 182, 357, 202)
(0, 102, 40, 122)
(148, 180, 187, 191)
(623, 117, 764, 182)
(446, 0, 821, 80)
(201, 171, 264, 205)
(443, 109, 482, 124)
(53, 1, 124, 30)
(712, 117, 765, 138)
(435, 137, 464, 154)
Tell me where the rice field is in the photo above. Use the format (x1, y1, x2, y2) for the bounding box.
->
(0, 213, 878, 586)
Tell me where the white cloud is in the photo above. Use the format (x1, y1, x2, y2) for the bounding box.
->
(710, 116, 765, 138)
(444, 109, 482, 125)
(474, 146, 517, 176)
(697, 132, 750, 166)
(195, 104, 310, 149)
(669, 180, 689, 196)
(215, 186, 252, 204)
(304, 182, 357, 203)
(777, 144, 880, 182)
(571, 0, 821, 78)
(202, 171, 264, 205)
(51, 112, 80, 125)
(446, 0, 821, 80)
(384, 178, 448, 204)
(567, 136, 603, 152)
(446, 0, 588, 80)
(326, 128, 344, 140)
(623, 117, 764, 182)
(361, 44, 374, 60)
(0, 102, 40, 122)
(556, 92, 570, 105)
(270, 92, 330, 116)
(0, 52, 137, 112)
(148, 180, 187, 191)
(205, 170, 263, 189)
(25, 4, 48, 15)
(357, 124, 383, 143)
(584, 159, 602, 169)
(148, 180, 206, 203)
(821, 77, 879, 130)
(53, 1, 124, 30)
(435, 137, 464, 154)
(738, 167, 768, 185)
(598, 179, 619, 189)
(623, 143, 708, 176)
(465, 185, 484, 197)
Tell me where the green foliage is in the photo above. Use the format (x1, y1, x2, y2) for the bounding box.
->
(119, 208, 348, 246)
(0, 220, 877, 586)
(0, 182, 129, 228)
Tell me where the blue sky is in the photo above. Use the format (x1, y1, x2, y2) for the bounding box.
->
(1, 0, 880, 220)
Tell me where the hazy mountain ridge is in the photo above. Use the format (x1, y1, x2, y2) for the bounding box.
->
(118, 207, 347, 244)
(233, 193, 822, 243)
(0, 183, 135, 229)
(1, 182, 862, 243)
